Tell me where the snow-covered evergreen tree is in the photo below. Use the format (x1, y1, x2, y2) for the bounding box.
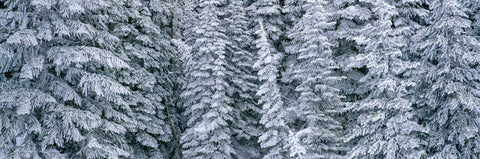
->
(180, 0, 235, 158)
(0, 80, 57, 158)
(287, 0, 346, 158)
(254, 19, 290, 159)
(247, 0, 284, 47)
(0, 0, 178, 158)
(0, 3, 48, 158)
(116, 1, 181, 158)
(460, 0, 480, 36)
(330, 0, 375, 80)
(147, 0, 185, 157)
(412, 0, 480, 157)
(1, 1, 133, 158)
(344, 0, 429, 158)
(280, 0, 306, 111)
(223, 0, 261, 158)
(283, 0, 306, 29)
(149, 0, 184, 39)
(288, 129, 306, 158)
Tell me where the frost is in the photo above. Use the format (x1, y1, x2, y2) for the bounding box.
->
(6, 30, 38, 46)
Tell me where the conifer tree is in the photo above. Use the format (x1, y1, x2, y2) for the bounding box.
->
(344, 1, 429, 158)
(0, 0, 177, 158)
(460, 0, 480, 36)
(117, 1, 180, 158)
(223, 0, 261, 158)
(280, 0, 306, 110)
(1, 1, 134, 157)
(413, 0, 480, 157)
(315, 0, 375, 115)
(254, 20, 290, 159)
(287, 0, 346, 158)
(180, 0, 235, 158)
(247, 0, 284, 47)
(0, 7, 46, 157)
(148, 0, 185, 157)
(283, 0, 306, 29)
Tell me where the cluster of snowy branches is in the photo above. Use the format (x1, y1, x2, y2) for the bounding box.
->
(1, 0, 480, 158)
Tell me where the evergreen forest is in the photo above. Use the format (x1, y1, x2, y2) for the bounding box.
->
(1, 0, 480, 158)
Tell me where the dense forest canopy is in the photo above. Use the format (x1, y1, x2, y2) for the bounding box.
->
(1, 0, 479, 158)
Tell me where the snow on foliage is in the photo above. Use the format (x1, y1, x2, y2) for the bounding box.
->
(1, 0, 480, 158)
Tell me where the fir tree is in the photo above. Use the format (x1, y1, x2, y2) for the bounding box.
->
(324, 0, 376, 109)
(344, 0, 428, 158)
(280, 0, 306, 111)
(146, 0, 185, 157)
(255, 19, 290, 159)
(247, 0, 284, 48)
(0, 0, 178, 158)
(117, 0, 180, 158)
(413, 0, 480, 157)
(180, 0, 235, 158)
(322, 0, 378, 157)
(460, 0, 480, 44)
(283, 0, 306, 29)
(1, 1, 134, 157)
(223, 0, 261, 158)
(287, 0, 346, 158)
